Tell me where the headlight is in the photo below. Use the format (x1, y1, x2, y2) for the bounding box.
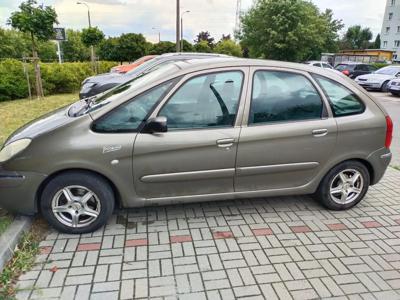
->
(0, 139, 31, 163)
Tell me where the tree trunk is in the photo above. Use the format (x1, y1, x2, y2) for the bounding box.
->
(31, 33, 44, 99)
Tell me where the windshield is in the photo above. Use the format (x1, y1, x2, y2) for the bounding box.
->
(69, 63, 180, 117)
(375, 66, 400, 75)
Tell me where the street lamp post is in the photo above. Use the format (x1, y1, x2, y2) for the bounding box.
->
(152, 27, 161, 43)
(181, 10, 190, 52)
(77, 1, 96, 72)
(176, 0, 180, 52)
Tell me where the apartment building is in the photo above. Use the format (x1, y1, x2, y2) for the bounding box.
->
(381, 0, 400, 61)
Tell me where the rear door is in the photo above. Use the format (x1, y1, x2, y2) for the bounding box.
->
(235, 67, 337, 192)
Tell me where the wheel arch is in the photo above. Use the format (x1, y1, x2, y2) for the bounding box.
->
(35, 168, 122, 213)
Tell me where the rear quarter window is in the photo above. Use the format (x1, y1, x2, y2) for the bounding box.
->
(313, 75, 365, 117)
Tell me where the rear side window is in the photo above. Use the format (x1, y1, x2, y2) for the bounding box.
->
(249, 71, 323, 124)
(314, 75, 365, 117)
(335, 64, 354, 71)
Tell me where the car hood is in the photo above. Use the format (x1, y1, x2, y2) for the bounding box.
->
(356, 74, 394, 81)
(3, 105, 77, 147)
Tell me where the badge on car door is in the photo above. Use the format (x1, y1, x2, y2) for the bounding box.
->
(103, 145, 122, 154)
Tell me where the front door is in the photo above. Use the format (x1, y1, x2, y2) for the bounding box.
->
(235, 68, 337, 192)
(133, 68, 248, 199)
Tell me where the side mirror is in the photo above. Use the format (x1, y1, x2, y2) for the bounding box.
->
(143, 116, 167, 133)
(396, 73, 400, 78)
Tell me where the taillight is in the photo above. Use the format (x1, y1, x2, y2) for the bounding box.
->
(385, 116, 393, 148)
(342, 70, 350, 76)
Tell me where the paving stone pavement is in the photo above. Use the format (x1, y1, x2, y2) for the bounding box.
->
(14, 168, 400, 300)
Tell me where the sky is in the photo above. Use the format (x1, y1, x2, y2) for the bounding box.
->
(0, 0, 387, 43)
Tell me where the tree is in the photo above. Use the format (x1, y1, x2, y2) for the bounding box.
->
(194, 31, 215, 48)
(341, 25, 373, 50)
(62, 29, 90, 61)
(8, 0, 58, 98)
(81, 26, 104, 71)
(374, 34, 381, 49)
(214, 39, 242, 57)
(98, 37, 119, 61)
(181, 39, 195, 52)
(0, 28, 30, 59)
(320, 9, 344, 53)
(194, 40, 212, 53)
(150, 41, 176, 55)
(115, 33, 147, 62)
(238, 0, 342, 62)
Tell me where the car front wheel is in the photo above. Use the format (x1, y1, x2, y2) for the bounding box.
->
(315, 161, 370, 210)
(40, 171, 115, 234)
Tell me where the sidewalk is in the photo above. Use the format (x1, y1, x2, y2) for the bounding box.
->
(15, 168, 400, 300)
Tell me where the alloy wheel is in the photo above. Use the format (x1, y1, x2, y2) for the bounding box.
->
(51, 185, 101, 228)
(329, 169, 364, 205)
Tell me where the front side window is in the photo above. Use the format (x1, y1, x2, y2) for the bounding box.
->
(249, 71, 323, 124)
(159, 71, 243, 130)
(314, 75, 364, 117)
(93, 81, 175, 132)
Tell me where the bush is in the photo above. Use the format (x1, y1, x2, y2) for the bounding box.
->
(0, 59, 118, 101)
(371, 62, 389, 70)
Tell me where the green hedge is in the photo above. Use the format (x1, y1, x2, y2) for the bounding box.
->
(0, 59, 118, 101)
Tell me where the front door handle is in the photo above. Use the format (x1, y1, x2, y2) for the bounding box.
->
(312, 129, 328, 137)
(216, 138, 235, 148)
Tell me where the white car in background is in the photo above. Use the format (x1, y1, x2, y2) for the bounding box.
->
(305, 61, 343, 75)
(355, 66, 400, 92)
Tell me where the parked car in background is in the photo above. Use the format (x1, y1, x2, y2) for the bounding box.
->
(335, 62, 376, 79)
(305, 61, 334, 69)
(305, 61, 342, 75)
(110, 55, 156, 74)
(0, 58, 393, 233)
(80, 52, 231, 99)
(388, 78, 400, 96)
(355, 66, 400, 92)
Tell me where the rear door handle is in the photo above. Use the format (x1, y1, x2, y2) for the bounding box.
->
(312, 129, 328, 137)
(216, 138, 235, 148)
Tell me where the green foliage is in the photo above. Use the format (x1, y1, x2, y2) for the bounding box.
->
(8, 0, 58, 43)
(98, 37, 120, 61)
(374, 34, 381, 49)
(194, 40, 212, 53)
(150, 41, 176, 55)
(238, 0, 343, 62)
(62, 29, 90, 62)
(0, 59, 117, 101)
(115, 33, 148, 62)
(341, 25, 373, 50)
(0, 59, 29, 101)
(195, 31, 215, 48)
(181, 39, 195, 52)
(81, 27, 104, 47)
(372, 62, 388, 70)
(214, 39, 242, 57)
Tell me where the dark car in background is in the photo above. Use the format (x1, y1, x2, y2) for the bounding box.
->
(335, 62, 376, 79)
(79, 52, 231, 99)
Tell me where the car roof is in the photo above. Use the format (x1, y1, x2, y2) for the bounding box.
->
(336, 61, 367, 65)
(159, 52, 231, 58)
(169, 58, 343, 77)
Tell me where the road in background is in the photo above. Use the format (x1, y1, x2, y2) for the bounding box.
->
(370, 92, 400, 166)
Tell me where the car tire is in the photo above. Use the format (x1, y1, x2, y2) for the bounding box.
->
(315, 161, 370, 211)
(381, 81, 390, 92)
(40, 171, 115, 234)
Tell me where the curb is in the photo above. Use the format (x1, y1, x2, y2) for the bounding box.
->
(0, 216, 32, 272)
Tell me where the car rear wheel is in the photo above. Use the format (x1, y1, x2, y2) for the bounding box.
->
(40, 171, 115, 234)
(315, 161, 370, 210)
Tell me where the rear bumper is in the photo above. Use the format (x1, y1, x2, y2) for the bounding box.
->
(0, 169, 47, 215)
(367, 148, 392, 185)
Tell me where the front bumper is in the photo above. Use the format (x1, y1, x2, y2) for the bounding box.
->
(0, 169, 47, 215)
(356, 82, 382, 89)
(367, 147, 392, 185)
